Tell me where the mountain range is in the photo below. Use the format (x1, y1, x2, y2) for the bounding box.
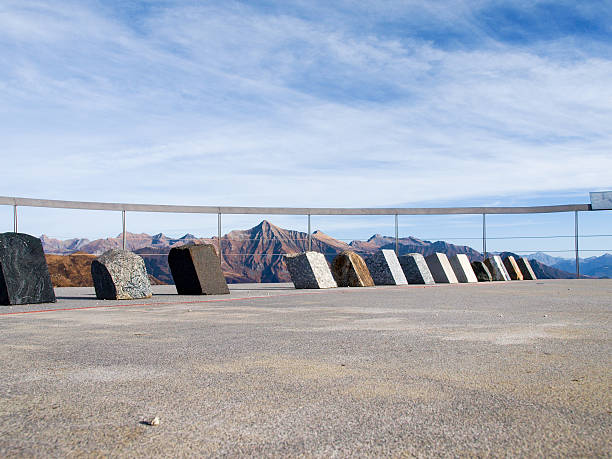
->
(40, 220, 608, 285)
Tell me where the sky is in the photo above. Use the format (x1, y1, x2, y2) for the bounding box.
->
(0, 0, 611, 256)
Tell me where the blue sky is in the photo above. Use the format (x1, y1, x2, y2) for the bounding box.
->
(1, 0, 611, 255)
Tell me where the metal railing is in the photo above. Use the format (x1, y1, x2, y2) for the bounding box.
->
(0, 195, 598, 277)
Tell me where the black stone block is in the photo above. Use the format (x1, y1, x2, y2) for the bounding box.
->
(168, 244, 229, 295)
(0, 233, 56, 305)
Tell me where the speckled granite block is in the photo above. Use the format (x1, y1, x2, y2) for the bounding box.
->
(503, 256, 524, 281)
(449, 254, 478, 283)
(484, 256, 510, 281)
(471, 261, 492, 282)
(285, 252, 337, 289)
(0, 232, 56, 306)
(365, 250, 407, 285)
(169, 243, 229, 295)
(425, 253, 458, 284)
(331, 251, 374, 287)
(91, 249, 152, 300)
(516, 257, 537, 280)
(398, 253, 434, 285)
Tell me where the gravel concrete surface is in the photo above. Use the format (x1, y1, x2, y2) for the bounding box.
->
(0, 280, 610, 457)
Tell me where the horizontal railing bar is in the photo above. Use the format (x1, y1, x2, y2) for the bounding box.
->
(0, 196, 593, 215)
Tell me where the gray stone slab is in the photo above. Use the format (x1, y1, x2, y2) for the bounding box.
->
(503, 256, 524, 281)
(398, 253, 435, 285)
(471, 261, 492, 282)
(516, 257, 537, 280)
(169, 243, 229, 295)
(449, 254, 478, 283)
(285, 252, 337, 289)
(331, 251, 374, 287)
(425, 253, 458, 284)
(91, 249, 152, 300)
(485, 256, 510, 281)
(365, 250, 408, 285)
(0, 232, 56, 305)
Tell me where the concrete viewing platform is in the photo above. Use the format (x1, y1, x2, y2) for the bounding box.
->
(1, 280, 610, 456)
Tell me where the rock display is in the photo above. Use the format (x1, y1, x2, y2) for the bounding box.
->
(503, 256, 524, 281)
(285, 252, 337, 289)
(449, 254, 478, 283)
(0, 232, 56, 305)
(516, 257, 537, 280)
(365, 250, 408, 285)
(398, 253, 435, 285)
(425, 253, 458, 284)
(484, 256, 510, 281)
(91, 249, 152, 300)
(331, 251, 374, 287)
(168, 243, 229, 295)
(471, 261, 492, 282)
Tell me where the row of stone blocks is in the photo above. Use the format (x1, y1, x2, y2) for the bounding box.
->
(0, 233, 230, 304)
(285, 249, 536, 289)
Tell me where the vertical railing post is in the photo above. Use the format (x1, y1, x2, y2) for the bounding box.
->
(217, 212, 222, 261)
(13, 205, 18, 233)
(122, 210, 126, 250)
(394, 214, 399, 256)
(575, 210, 580, 279)
(482, 213, 487, 259)
(307, 214, 312, 251)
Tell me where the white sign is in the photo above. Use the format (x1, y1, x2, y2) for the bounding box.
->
(590, 191, 612, 210)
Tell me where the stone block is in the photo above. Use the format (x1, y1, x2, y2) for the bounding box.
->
(398, 253, 435, 284)
(365, 250, 408, 285)
(0, 232, 56, 306)
(285, 252, 337, 289)
(516, 257, 537, 280)
(331, 251, 374, 287)
(168, 243, 229, 295)
(449, 254, 478, 283)
(425, 253, 458, 284)
(91, 249, 152, 300)
(471, 261, 492, 282)
(484, 256, 510, 281)
(503, 256, 524, 281)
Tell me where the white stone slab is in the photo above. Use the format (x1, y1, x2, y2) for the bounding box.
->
(285, 252, 337, 289)
(425, 253, 458, 284)
(365, 250, 408, 285)
(449, 254, 478, 283)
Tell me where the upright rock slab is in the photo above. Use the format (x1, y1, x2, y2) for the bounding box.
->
(398, 253, 435, 285)
(0, 233, 56, 305)
(365, 250, 408, 285)
(168, 243, 229, 295)
(471, 261, 492, 282)
(91, 249, 152, 300)
(331, 251, 374, 287)
(503, 256, 524, 281)
(516, 257, 537, 280)
(449, 254, 478, 283)
(425, 253, 458, 284)
(484, 256, 510, 281)
(285, 252, 337, 289)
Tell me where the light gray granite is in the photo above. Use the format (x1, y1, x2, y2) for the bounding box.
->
(398, 253, 435, 285)
(449, 254, 478, 283)
(425, 253, 458, 284)
(485, 256, 510, 281)
(365, 250, 408, 285)
(516, 257, 537, 280)
(91, 249, 153, 300)
(285, 252, 337, 289)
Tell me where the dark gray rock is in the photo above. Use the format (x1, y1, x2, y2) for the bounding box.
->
(425, 253, 458, 284)
(91, 249, 152, 300)
(516, 257, 537, 280)
(365, 250, 408, 285)
(449, 254, 478, 283)
(503, 256, 524, 280)
(285, 252, 337, 289)
(331, 251, 374, 287)
(471, 261, 492, 282)
(0, 232, 56, 305)
(398, 253, 434, 285)
(485, 256, 510, 281)
(168, 243, 229, 295)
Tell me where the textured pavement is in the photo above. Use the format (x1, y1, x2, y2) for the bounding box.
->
(0, 280, 610, 457)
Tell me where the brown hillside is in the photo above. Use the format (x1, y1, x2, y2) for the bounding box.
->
(45, 252, 95, 287)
